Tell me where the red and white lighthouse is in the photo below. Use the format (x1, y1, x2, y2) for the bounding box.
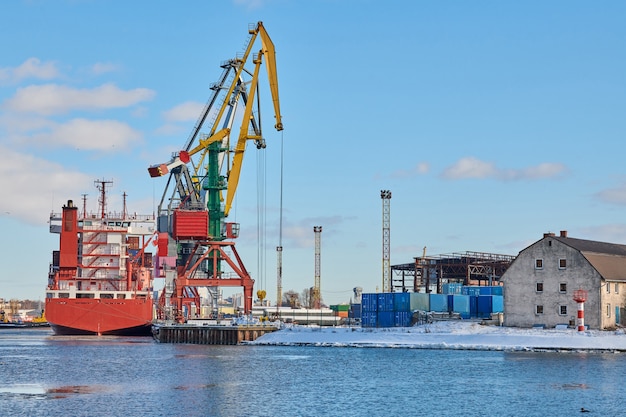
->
(573, 289, 588, 332)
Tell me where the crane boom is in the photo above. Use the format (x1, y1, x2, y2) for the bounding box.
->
(257, 22, 283, 131)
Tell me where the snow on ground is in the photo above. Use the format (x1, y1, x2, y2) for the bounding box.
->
(248, 321, 626, 352)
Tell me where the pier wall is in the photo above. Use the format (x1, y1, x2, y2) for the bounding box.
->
(152, 325, 277, 345)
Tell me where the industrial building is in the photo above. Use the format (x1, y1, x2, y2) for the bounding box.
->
(391, 251, 514, 293)
(501, 231, 626, 329)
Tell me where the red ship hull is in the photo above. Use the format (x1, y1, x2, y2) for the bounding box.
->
(45, 298, 153, 336)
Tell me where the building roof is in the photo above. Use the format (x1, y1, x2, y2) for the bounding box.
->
(553, 236, 626, 281)
(553, 236, 626, 256)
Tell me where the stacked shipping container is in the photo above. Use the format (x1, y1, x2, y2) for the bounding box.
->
(361, 293, 412, 328)
(358, 286, 504, 327)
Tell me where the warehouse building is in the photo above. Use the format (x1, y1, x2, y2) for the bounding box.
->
(501, 231, 626, 329)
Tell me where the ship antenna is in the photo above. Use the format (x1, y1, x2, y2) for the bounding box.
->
(95, 179, 113, 219)
(122, 191, 128, 220)
(81, 194, 88, 218)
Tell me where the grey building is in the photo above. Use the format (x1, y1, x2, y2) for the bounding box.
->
(501, 231, 626, 329)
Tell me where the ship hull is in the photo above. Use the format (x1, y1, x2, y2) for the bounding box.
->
(45, 298, 153, 336)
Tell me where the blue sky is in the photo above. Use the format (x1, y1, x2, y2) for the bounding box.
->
(1, 0, 626, 305)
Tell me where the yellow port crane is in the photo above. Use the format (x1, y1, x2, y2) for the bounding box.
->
(147, 21, 283, 317)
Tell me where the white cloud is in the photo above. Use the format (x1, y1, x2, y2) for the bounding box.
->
(441, 157, 566, 181)
(578, 224, 626, 244)
(162, 101, 205, 122)
(595, 183, 626, 206)
(0, 58, 60, 85)
(4, 83, 155, 115)
(389, 162, 430, 179)
(91, 62, 120, 75)
(0, 112, 55, 134)
(442, 157, 496, 179)
(29, 118, 143, 151)
(0, 145, 92, 225)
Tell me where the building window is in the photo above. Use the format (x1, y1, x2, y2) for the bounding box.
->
(607, 283, 611, 294)
(536, 305, 544, 314)
(616, 283, 619, 294)
(559, 305, 567, 315)
(535, 259, 543, 269)
(536, 282, 543, 292)
(559, 258, 567, 269)
(607, 304, 611, 317)
(559, 283, 567, 293)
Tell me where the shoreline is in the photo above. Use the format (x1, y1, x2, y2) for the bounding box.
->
(247, 321, 626, 352)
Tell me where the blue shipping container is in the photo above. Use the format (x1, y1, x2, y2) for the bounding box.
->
(462, 286, 482, 297)
(479, 286, 492, 295)
(429, 294, 448, 312)
(394, 311, 412, 327)
(410, 293, 429, 311)
(450, 295, 471, 319)
(393, 292, 411, 312)
(477, 295, 492, 318)
(350, 304, 362, 319)
(361, 293, 378, 312)
(491, 286, 503, 296)
(469, 296, 478, 318)
(492, 295, 504, 313)
(377, 311, 395, 328)
(361, 311, 377, 328)
(377, 293, 394, 312)
(443, 283, 462, 295)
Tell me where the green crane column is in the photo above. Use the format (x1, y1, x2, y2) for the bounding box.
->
(204, 141, 227, 276)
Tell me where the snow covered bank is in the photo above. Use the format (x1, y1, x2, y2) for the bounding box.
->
(247, 321, 626, 352)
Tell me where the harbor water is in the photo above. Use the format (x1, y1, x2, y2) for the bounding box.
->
(1, 327, 624, 417)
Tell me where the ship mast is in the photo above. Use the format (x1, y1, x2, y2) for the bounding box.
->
(122, 191, 128, 220)
(81, 194, 88, 218)
(95, 179, 113, 219)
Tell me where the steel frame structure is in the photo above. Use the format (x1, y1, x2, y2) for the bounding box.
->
(391, 251, 515, 293)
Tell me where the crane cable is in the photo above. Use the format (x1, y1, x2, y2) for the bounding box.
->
(256, 144, 267, 294)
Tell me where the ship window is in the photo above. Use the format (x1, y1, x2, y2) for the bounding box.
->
(536, 305, 543, 314)
(123, 222, 131, 227)
(101, 293, 114, 299)
(59, 293, 69, 298)
(117, 294, 127, 299)
(76, 293, 94, 299)
(559, 305, 567, 315)
(535, 259, 543, 269)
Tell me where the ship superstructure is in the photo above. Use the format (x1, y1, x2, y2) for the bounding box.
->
(45, 180, 156, 335)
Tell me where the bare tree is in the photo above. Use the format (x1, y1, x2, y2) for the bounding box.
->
(300, 288, 312, 308)
(282, 290, 300, 308)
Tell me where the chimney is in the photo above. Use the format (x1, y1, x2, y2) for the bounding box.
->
(560, 230, 568, 238)
(543, 232, 556, 238)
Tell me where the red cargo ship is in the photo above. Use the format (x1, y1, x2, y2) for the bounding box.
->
(45, 180, 156, 336)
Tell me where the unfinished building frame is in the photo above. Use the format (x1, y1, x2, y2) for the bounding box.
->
(391, 251, 515, 293)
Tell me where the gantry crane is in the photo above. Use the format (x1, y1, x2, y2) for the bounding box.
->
(148, 21, 283, 321)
